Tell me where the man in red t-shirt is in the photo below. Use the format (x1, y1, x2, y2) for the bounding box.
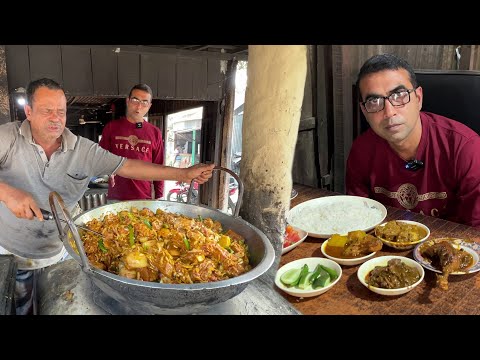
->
(99, 84, 164, 200)
(346, 53, 480, 228)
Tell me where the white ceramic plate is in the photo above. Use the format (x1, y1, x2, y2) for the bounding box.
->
(290, 189, 298, 200)
(282, 226, 308, 255)
(286, 195, 387, 238)
(275, 257, 342, 298)
(413, 238, 480, 275)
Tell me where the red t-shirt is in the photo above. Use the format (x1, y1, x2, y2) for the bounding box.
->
(346, 112, 480, 228)
(99, 117, 164, 200)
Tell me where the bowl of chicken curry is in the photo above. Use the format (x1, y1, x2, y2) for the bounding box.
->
(375, 220, 430, 250)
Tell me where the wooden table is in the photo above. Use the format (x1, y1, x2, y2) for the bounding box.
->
(278, 184, 480, 315)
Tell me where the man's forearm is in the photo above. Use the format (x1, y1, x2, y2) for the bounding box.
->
(117, 159, 187, 182)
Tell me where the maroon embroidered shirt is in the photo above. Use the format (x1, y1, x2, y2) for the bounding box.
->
(99, 117, 164, 200)
(346, 112, 480, 228)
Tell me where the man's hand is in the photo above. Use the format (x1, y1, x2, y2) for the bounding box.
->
(2, 186, 42, 220)
(184, 163, 215, 184)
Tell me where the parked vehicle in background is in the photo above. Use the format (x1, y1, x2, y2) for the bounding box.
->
(232, 152, 242, 175)
(166, 181, 199, 203)
(166, 179, 238, 214)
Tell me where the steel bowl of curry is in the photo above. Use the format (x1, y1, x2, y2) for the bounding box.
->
(51, 198, 275, 314)
(375, 220, 430, 250)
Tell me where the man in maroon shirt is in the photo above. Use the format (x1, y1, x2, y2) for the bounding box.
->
(346, 53, 480, 228)
(100, 84, 165, 200)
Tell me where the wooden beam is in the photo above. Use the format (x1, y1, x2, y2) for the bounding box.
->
(180, 45, 201, 49)
(206, 45, 237, 50)
(194, 45, 211, 51)
(59, 45, 248, 61)
(233, 48, 249, 54)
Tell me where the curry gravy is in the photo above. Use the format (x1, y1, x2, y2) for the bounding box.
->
(324, 243, 371, 259)
(376, 221, 427, 243)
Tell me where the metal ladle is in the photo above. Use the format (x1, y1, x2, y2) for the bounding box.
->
(40, 208, 104, 237)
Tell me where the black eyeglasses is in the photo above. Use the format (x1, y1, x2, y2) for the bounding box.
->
(129, 97, 150, 107)
(405, 159, 424, 171)
(362, 88, 417, 113)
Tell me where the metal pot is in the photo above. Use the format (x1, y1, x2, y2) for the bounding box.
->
(48, 168, 275, 314)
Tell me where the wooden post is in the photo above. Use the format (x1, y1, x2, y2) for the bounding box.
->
(219, 59, 237, 211)
(211, 59, 236, 211)
(240, 45, 307, 277)
(459, 45, 474, 70)
(0, 46, 11, 125)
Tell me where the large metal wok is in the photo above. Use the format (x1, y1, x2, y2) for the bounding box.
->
(49, 167, 275, 314)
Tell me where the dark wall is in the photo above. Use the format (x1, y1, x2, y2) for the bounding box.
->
(416, 70, 480, 135)
(5, 45, 224, 101)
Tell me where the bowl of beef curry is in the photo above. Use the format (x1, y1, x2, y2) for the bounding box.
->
(357, 256, 424, 296)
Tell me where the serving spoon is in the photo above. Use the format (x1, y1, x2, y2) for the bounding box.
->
(40, 208, 104, 237)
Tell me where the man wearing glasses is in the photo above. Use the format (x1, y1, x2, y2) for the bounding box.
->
(346, 53, 480, 227)
(100, 84, 165, 200)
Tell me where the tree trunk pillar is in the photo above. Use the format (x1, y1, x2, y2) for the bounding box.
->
(240, 45, 307, 277)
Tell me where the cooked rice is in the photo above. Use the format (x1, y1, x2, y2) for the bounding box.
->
(289, 200, 384, 235)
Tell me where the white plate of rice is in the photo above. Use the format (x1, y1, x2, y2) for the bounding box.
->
(286, 195, 387, 238)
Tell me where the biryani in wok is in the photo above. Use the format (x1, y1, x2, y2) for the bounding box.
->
(74, 206, 251, 284)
